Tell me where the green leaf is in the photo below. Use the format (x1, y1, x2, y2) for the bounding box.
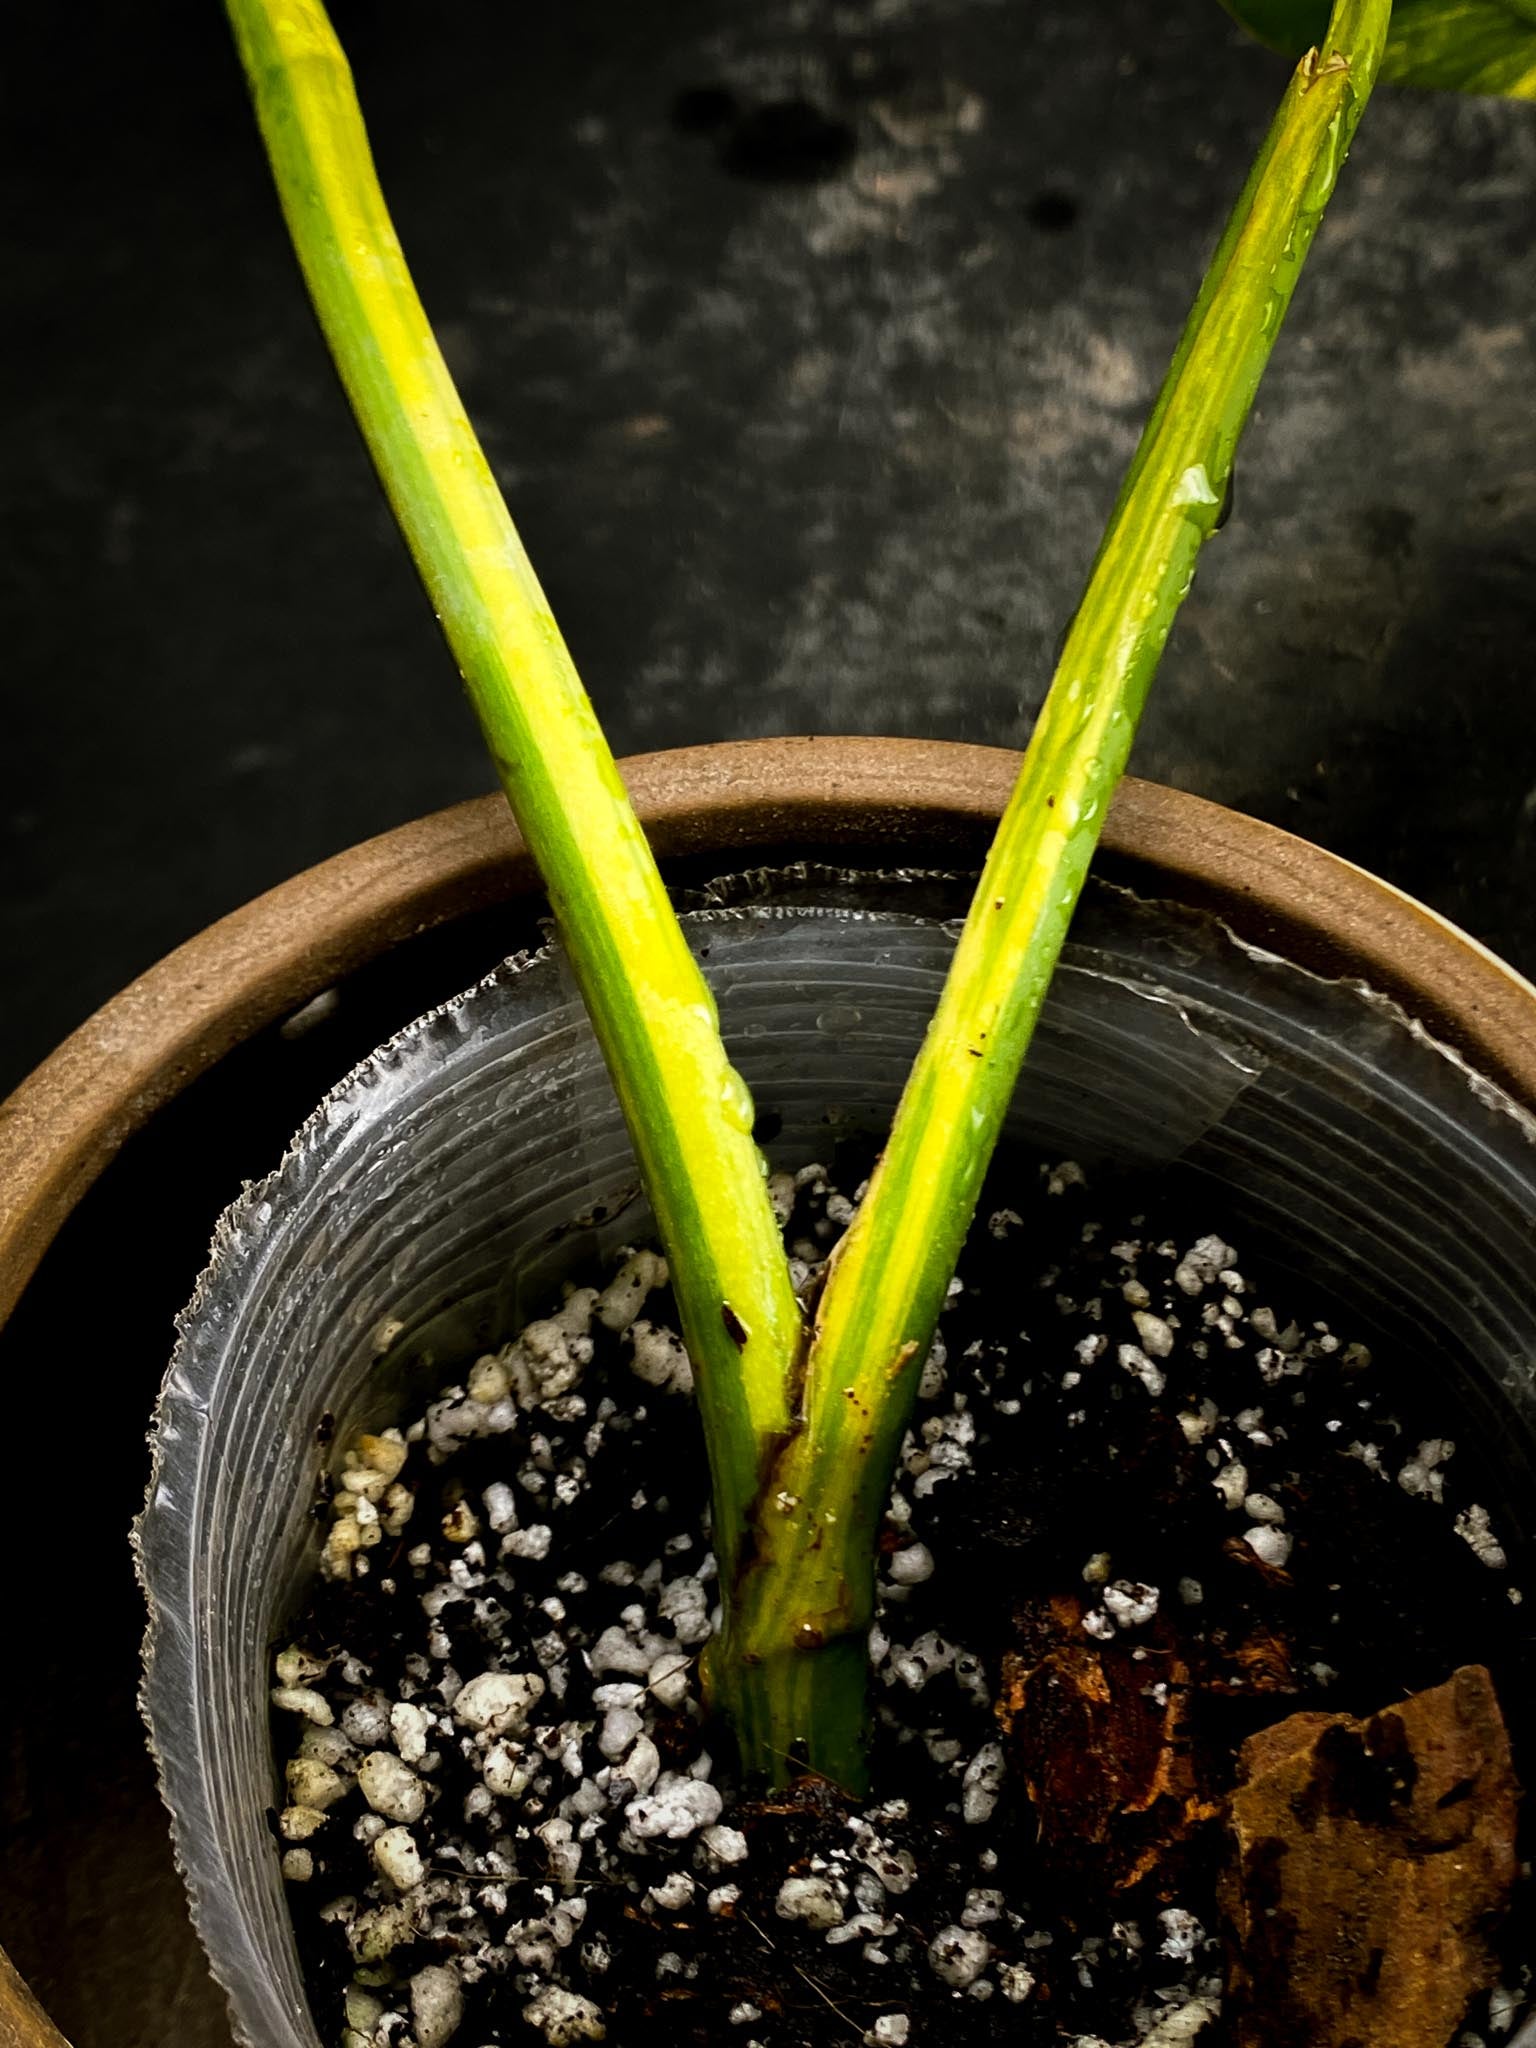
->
(1220, 0, 1536, 96)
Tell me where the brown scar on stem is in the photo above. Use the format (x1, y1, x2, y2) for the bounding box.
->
(721, 1302, 749, 1348)
(887, 1339, 919, 1383)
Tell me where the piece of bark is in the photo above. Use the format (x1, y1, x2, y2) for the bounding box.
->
(998, 1593, 1222, 1892)
(1220, 1664, 1519, 2048)
(1200, 1553, 1298, 1697)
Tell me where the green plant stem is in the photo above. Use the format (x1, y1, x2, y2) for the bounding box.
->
(720, 0, 1394, 1789)
(1221, 0, 1536, 97)
(224, 0, 803, 1582)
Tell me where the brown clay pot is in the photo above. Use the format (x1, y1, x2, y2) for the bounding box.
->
(3, 736, 1535, 2048)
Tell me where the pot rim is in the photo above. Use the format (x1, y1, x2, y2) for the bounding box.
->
(4, 737, 1536, 1347)
(7, 733, 1536, 2048)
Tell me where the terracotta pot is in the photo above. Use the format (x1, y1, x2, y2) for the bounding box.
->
(4, 736, 1536, 2048)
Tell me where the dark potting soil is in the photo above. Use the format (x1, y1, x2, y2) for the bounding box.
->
(271, 1154, 1533, 2048)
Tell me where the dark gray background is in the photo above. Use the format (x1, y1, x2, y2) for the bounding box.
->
(4, 0, 1534, 1092)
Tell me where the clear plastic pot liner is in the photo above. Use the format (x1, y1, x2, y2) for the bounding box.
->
(136, 871, 1536, 2047)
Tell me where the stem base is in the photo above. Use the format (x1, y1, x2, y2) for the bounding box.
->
(706, 1631, 872, 1796)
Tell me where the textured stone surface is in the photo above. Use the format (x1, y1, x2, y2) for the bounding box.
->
(1220, 1665, 1519, 2048)
(4, 0, 1536, 1096)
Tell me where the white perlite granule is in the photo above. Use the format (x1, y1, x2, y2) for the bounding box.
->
(1456, 1504, 1509, 1570)
(1212, 1461, 1248, 1510)
(1157, 1909, 1204, 1964)
(700, 1823, 749, 1867)
(928, 1925, 991, 1988)
(356, 1751, 426, 1824)
(389, 1700, 428, 1761)
(409, 1964, 464, 2048)
(961, 1742, 1005, 1825)
(271, 1684, 334, 1726)
(888, 1542, 936, 1585)
(648, 1872, 696, 1912)
(372, 1825, 423, 1890)
(1132, 1310, 1176, 1358)
(998, 1962, 1036, 2002)
(1242, 1525, 1293, 1569)
(1118, 1343, 1167, 1398)
(1242, 1493, 1286, 1527)
(1174, 1235, 1235, 1295)
(521, 1985, 607, 2043)
(450, 1669, 545, 1733)
(775, 1876, 847, 1929)
(624, 1773, 723, 1841)
(1397, 1437, 1455, 1502)
(1102, 1581, 1160, 1630)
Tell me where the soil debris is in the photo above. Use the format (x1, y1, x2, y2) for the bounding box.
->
(998, 1594, 1219, 1894)
(272, 1155, 1533, 2047)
